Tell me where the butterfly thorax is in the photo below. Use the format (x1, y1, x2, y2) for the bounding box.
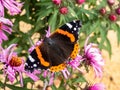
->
(43, 37, 55, 46)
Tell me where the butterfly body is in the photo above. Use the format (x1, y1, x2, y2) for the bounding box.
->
(25, 20, 82, 72)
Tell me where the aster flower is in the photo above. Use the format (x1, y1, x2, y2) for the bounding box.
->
(0, 0, 23, 16)
(84, 37, 104, 78)
(68, 55, 85, 73)
(0, 44, 40, 86)
(0, 44, 24, 86)
(0, 17, 13, 44)
(88, 83, 106, 90)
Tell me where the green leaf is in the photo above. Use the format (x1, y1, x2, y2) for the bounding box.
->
(59, 14, 67, 26)
(71, 74, 86, 83)
(48, 10, 58, 32)
(99, 27, 107, 49)
(0, 81, 30, 90)
(23, 0, 30, 18)
(116, 25, 120, 45)
(105, 37, 112, 56)
(37, 8, 53, 22)
(68, 6, 78, 19)
(57, 79, 66, 90)
(36, 1, 52, 6)
(51, 84, 57, 90)
(111, 23, 120, 45)
(88, 20, 100, 35)
(5, 84, 30, 90)
(111, 23, 118, 31)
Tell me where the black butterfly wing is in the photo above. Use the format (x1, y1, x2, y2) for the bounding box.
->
(25, 20, 82, 72)
(46, 33, 75, 66)
(60, 20, 82, 41)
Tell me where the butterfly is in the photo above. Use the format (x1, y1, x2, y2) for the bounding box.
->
(25, 20, 82, 72)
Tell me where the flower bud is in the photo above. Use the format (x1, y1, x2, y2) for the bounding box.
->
(107, 0, 115, 5)
(76, 0, 85, 4)
(59, 7, 68, 14)
(116, 7, 120, 15)
(99, 7, 106, 15)
(52, 0, 61, 5)
(109, 14, 117, 21)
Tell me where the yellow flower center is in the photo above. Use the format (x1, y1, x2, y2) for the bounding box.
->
(9, 56, 22, 67)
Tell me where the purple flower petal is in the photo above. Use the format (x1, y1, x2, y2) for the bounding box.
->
(0, 17, 13, 26)
(49, 73, 54, 86)
(2, 0, 23, 15)
(84, 43, 104, 78)
(61, 68, 70, 79)
(5, 66, 16, 83)
(0, 44, 24, 85)
(88, 83, 106, 90)
(0, 1, 4, 16)
(0, 30, 8, 40)
(45, 26, 51, 37)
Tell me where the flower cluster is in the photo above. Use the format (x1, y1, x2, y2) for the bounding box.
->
(0, 0, 40, 87)
(0, 0, 23, 44)
(0, 0, 107, 90)
(52, 0, 85, 15)
(99, 0, 120, 22)
(26, 27, 105, 89)
(0, 44, 41, 86)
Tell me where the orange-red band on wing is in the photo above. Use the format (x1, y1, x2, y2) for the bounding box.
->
(70, 43, 79, 59)
(50, 63, 66, 72)
(35, 46, 50, 67)
(56, 29, 75, 42)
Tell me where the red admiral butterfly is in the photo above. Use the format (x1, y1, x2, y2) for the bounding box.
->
(25, 20, 82, 72)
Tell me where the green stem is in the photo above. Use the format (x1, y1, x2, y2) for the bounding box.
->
(31, 82, 34, 90)
(28, 37, 34, 46)
(43, 79, 48, 90)
(3, 76, 7, 90)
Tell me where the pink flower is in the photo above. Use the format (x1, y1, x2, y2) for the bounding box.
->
(59, 7, 68, 14)
(0, 44, 40, 86)
(0, 17, 13, 44)
(68, 55, 85, 73)
(48, 72, 55, 86)
(76, 0, 85, 5)
(52, 0, 61, 5)
(0, 44, 24, 86)
(25, 70, 41, 81)
(88, 83, 106, 90)
(0, 0, 23, 16)
(84, 37, 104, 78)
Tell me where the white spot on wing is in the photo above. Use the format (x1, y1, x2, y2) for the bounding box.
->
(66, 23, 72, 29)
(33, 64, 37, 67)
(74, 28, 77, 31)
(25, 63, 28, 66)
(28, 55, 35, 62)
